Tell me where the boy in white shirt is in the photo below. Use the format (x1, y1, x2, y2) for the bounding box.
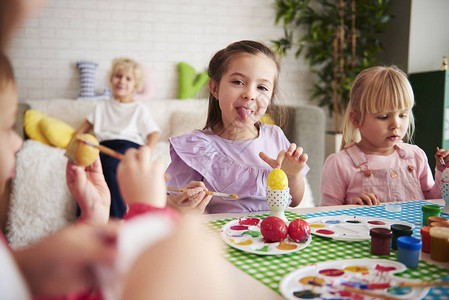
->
(74, 58, 160, 218)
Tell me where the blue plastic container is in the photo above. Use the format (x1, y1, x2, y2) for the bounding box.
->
(396, 236, 422, 268)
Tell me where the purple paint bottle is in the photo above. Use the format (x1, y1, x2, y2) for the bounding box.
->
(370, 228, 392, 256)
(396, 236, 422, 268)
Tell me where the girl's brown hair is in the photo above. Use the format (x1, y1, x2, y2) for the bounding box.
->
(203, 40, 283, 131)
(341, 65, 415, 150)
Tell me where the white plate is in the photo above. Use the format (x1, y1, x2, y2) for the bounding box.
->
(307, 215, 415, 241)
(280, 258, 429, 300)
(220, 217, 311, 255)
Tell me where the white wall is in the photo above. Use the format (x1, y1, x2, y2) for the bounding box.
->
(408, 0, 449, 73)
(7, 0, 313, 106)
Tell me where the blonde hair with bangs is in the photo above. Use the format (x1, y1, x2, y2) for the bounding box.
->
(108, 57, 145, 92)
(340, 66, 415, 150)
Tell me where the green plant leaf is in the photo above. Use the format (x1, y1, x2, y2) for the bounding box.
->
(271, 0, 392, 132)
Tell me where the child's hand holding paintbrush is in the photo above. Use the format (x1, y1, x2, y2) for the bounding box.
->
(66, 133, 123, 167)
(68, 134, 239, 200)
(436, 147, 449, 170)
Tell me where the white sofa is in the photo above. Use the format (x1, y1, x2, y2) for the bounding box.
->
(7, 99, 325, 249)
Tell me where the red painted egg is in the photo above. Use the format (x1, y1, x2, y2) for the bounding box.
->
(288, 219, 311, 242)
(260, 216, 288, 242)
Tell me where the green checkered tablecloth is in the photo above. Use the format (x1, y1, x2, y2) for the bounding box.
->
(208, 204, 449, 299)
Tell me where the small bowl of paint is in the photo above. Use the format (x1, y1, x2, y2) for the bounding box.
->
(385, 203, 402, 212)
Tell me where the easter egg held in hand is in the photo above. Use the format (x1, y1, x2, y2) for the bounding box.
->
(288, 219, 311, 242)
(66, 134, 100, 167)
(267, 168, 288, 190)
(260, 216, 288, 242)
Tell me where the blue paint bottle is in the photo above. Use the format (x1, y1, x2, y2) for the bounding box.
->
(396, 236, 422, 268)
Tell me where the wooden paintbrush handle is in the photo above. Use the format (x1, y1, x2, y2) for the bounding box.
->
(398, 280, 449, 288)
(343, 286, 401, 300)
(167, 187, 214, 196)
(166, 187, 237, 198)
(95, 144, 124, 160)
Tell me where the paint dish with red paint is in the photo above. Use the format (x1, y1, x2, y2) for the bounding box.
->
(239, 217, 260, 226)
(368, 220, 386, 225)
(279, 258, 430, 300)
(220, 217, 312, 255)
(306, 215, 414, 242)
(316, 229, 334, 235)
(230, 225, 249, 231)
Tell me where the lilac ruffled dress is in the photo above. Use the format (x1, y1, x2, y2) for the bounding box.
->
(166, 124, 309, 213)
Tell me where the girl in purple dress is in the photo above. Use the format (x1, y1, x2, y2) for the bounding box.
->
(166, 40, 309, 213)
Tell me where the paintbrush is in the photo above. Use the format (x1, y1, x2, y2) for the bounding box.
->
(76, 137, 124, 160)
(396, 280, 449, 288)
(340, 280, 449, 299)
(76, 137, 171, 179)
(436, 147, 447, 167)
(341, 286, 402, 300)
(167, 187, 238, 199)
(303, 280, 401, 300)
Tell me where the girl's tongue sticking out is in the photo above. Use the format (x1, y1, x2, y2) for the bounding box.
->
(237, 107, 252, 121)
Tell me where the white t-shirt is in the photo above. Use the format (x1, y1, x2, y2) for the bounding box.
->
(0, 242, 31, 299)
(87, 99, 160, 145)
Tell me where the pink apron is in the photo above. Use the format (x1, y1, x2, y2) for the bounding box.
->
(344, 144, 424, 202)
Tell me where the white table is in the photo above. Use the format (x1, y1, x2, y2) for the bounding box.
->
(201, 199, 449, 299)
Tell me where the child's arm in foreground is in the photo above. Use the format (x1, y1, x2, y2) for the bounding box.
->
(117, 146, 166, 209)
(67, 146, 179, 223)
(260, 143, 308, 207)
(121, 216, 236, 299)
(13, 223, 117, 298)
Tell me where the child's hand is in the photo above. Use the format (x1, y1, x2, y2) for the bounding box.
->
(435, 147, 449, 172)
(168, 181, 212, 214)
(14, 222, 118, 298)
(351, 193, 380, 205)
(259, 143, 308, 177)
(260, 144, 308, 207)
(117, 146, 166, 209)
(121, 216, 234, 299)
(66, 157, 110, 225)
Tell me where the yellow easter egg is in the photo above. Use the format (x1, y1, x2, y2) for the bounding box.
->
(66, 133, 100, 167)
(267, 168, 288, 190)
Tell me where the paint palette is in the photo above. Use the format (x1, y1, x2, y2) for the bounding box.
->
(307, 215, 415, 241)
(220, 217, 311, 255)
(280, 258, 429, 300)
